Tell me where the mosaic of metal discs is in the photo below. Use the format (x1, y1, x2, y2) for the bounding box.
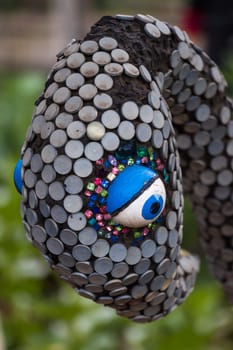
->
(15, 13, 232, 323)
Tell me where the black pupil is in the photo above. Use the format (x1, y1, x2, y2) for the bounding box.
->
(150, 202, 160, 214)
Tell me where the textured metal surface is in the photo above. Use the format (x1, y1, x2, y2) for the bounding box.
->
(18, 13, 233, 323)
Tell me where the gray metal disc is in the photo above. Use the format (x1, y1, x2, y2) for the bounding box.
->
(65, 140, 84, 159)
(51, 205, 67, 224)
(73, 158, 93, 178)
(94, 74, 114, 91)
(99, 37, 118, 51)
(109, 243, 128, 262)
(121, 101, 139, 120)
(49, 181, 65, 201)
(84, 142, 104, 161)
(111, 48, 129, 63)
(92, 51, 111, 65)
(67, 52, 85, 69)
(66, 73, 85, 90)
(150, 275, 165, 291)
(80, 40, 99, 55)
(78, 227, 97, 246)
(134, 258, 151, 275)
(117, 121, 135, 140)
(80, 61, 99, 78)
(64, 195, 83, 213)
(64, 175, 83, 194)
(76, 261, 93, 274)
(53, 155, 72, 175)
(72, 244, 91, 261)
(104, 63, 124, 76)
(144, 22, 161, 38)
(111, 262, 129, 278)
(44, 218, 59, 237)
(153, 246, 167, 263)
(138, 270, 155, 285)
(91, 239, 110, 258)
(101, 110, 121, 129)
(60, 229, 78, 246)
(136, 123, 152, 142)
(154, 227, 168, 245)
(141, 239, 157, 258)
(46, 238, 64, 255)
(68, 212, 87, 231)
(93, 93, 113, 110)
(101, 132, 120, 151)
(139, 104, 154, 123)
(123, 63, 140, 77)
(94, 257, 113, 274)
(125, 247, 142, 265)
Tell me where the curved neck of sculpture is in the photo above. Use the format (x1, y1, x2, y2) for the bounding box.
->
(86, 15, 233, 302)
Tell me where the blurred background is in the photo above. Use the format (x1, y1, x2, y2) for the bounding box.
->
(0, 0, 232, 349)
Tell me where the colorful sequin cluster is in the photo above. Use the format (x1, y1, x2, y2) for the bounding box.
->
(83, 143, 169, 244)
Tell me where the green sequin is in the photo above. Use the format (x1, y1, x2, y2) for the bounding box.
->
(118, 164, 125, 171)
(137, 146, 148, 158)
(87, 182, 95, 191)
(100, 189, 108, 197)
(127, 158, 134, 165)
(148, 147, 154, 159)
(134, 231, 141, 239)
(108, 220, 115, 225)
(98, 230, 105, 237)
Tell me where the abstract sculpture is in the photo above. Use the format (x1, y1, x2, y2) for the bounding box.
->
(14, 14, 233, 323)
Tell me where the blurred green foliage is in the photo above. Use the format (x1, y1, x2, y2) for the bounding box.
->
(0, 71, 232, 350)
(222, 53, 233, 97)
(0, 0, 47, 12)
(94, 0, 180, 11)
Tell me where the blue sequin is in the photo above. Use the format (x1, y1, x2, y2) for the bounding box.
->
(99, 197, 107, 205)
(111, 236, 119, 243)
(104, 160, 111, 169)
(137, 236, 144, 241)
(115, 140, 136, 160)
(108, 155, 117, 166)
(156, 216, 164, 223)
(87, 201, 96, 208)
(90, 194, 98, 201)
(101, 179, 109, 189)
(93, 223, 100, 230)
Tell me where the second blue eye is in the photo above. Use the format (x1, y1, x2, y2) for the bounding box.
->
(142, 194, 164, 221)
(14, 159, 23, 194)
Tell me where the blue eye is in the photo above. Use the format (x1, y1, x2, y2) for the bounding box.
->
(142, 194, 164, 220)
(14, 159, 23, 194)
